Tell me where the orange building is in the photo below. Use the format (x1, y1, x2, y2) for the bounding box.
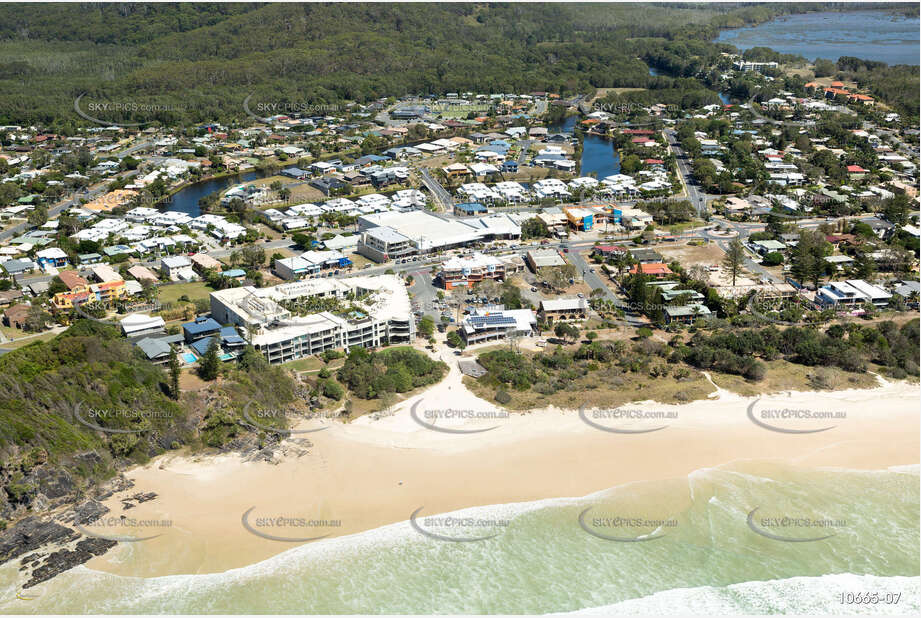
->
(53, 279, 126, 309)
(629, 262, 674, 279)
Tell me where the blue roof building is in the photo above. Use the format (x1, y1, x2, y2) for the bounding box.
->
(190, 327, 247, 359)
(182, 316, 222, 343)
(454, 202, 488, 216)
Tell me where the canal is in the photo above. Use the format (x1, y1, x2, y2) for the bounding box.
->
(164, 169, 270, 217)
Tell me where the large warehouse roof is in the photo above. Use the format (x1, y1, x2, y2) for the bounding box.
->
(358, 210, 483, 251)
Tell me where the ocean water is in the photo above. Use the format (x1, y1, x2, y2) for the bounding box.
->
(716, 11, 920, 66)
(1, 462, 917, 614)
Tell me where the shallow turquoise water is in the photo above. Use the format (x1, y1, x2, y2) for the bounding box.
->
(1, 462, 917, 614)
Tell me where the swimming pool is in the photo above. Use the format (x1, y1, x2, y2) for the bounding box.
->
(182, 352, 197, 363)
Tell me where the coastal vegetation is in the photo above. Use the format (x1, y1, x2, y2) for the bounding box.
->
(0, 320, 301, 516)
(2, 3, 914, 128)
(336, 346, 447, 400)
(467, 318, 919, 409)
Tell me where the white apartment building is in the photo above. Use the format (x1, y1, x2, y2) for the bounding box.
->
(209, 275, 414, 364)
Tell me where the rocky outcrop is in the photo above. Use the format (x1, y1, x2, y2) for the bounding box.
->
(23, 536, 117, 589)
(0, 517, 78, 564)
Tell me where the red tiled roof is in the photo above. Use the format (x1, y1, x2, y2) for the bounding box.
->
(58, 270, 88, 291)
(629, 263, 673, 276)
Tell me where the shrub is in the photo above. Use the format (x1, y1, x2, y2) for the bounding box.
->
(322, 379, 344, 401)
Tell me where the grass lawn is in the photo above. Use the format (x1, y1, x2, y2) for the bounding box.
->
(289, 184, 327, 203)
(0, 329, 61, 349)
(665, 221, 705, 234)
(347, 253, 374, 269)
(283, 356, 331, 372)
(158, 281, 215, 305)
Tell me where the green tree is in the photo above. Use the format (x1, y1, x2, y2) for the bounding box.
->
(721, 237, 745, 287)
(322, 379, 344, 401)
(446, 329, 465, 349)
(418, 316, 435, 338)
(521, 217, 550, 240)
(198, 338, 221, 381)
(168, 346, 181, 399)
(24, 304, 52, 332)
(240, 244, 266, 271)
(554, 322, 580, 342)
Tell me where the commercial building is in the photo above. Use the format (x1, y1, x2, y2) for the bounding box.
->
(357, 210, 483, 262)
(460, 307, 536, 344)
(273, 250, 351, 280)
(209, 275, 414, 364)
(436, 252, 523, 290)
(563, 207, 594, 231)
(526, 249, 567, 271)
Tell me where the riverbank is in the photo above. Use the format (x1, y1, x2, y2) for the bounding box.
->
(79, 371, 919, 580)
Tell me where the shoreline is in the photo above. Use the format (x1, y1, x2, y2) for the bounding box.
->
(78, 375, 920, 580)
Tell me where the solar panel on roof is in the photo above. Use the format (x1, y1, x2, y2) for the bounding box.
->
(469, 315, 515, 328)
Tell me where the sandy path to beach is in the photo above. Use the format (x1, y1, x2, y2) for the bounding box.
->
(85, 355, 919, 578)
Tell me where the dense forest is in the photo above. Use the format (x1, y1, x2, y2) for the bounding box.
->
(0, 2, 914, 128)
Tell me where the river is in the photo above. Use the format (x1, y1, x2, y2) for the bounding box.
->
(549, 116, 620, 180)
(716, 10, 920, 65)
(164, 169, 270, 217)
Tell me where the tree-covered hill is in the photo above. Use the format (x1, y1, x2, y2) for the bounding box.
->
(0, 320, 297, 522)
(2, 2, 906, 128)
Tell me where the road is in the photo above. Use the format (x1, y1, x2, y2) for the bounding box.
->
(564, 243, 647, 327)
(664, 128, 715, 218)
(516, 139, 532, 165)
(0, 170, 138, 243)
(418, 168, 453, 210)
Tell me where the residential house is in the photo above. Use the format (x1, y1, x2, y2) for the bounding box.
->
(182, 316, 222, 343)
(3, 304, 30, 329)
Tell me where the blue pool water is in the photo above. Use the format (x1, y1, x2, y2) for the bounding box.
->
(182, 353, 197, 363)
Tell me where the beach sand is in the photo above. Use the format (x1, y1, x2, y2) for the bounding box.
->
(85, 358, 920, 578)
